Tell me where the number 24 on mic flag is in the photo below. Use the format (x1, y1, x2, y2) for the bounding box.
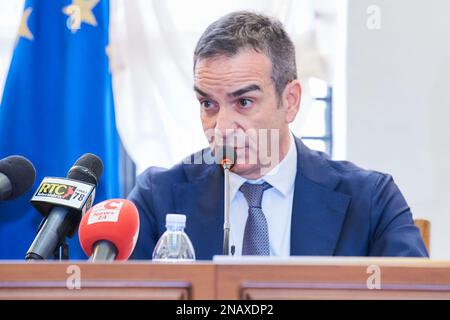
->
(0, 0, 120, 259)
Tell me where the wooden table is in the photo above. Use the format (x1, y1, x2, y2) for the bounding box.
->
(1, 257, 449, 299)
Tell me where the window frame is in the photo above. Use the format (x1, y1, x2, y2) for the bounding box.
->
(301, 87, 333, 156)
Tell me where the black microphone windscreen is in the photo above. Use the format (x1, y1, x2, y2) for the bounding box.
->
(0, 155, 36, 200)
(67, 153, 103, 186)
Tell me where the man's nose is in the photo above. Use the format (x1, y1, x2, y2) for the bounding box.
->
(214, 106, 237, 138)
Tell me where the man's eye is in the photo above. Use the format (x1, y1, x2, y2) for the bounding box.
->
(238, 98, 253, 109)
(201, 100, 215, 109)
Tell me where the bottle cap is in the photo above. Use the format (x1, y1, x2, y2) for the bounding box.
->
(166, 213, 186, 227)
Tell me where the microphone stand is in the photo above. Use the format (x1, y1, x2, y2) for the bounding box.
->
(217, 145, 235, 256)
(223, 161, 231, 255)
(54, 238, 69, 261)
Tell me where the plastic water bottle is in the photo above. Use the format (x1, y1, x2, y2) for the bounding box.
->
(152, 214, 196, 262)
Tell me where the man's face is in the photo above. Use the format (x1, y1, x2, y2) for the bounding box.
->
(194, 49, 295, 178)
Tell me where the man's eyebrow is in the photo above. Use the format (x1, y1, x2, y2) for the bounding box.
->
(228, 84, 262, 98)
(194, 86, 210, 98)
(194, 84, 262, 98)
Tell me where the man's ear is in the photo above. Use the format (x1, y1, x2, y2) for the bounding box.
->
(282, 80, 301, 124)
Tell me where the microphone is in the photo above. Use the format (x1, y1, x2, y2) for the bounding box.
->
(25, 153, 103, 260)
(78, 199, 140, 262)
(214, 145, 236, 256)
(214, 145, 236, 171)
(0, 156, 36, 201)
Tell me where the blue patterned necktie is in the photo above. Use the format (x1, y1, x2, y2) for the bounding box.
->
(239, 181, 272, 255)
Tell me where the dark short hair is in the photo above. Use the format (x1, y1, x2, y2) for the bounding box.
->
(193, 11, 298, 100)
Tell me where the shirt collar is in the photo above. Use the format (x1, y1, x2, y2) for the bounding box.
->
(228, 132, 297, 199)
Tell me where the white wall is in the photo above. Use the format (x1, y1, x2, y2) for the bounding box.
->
(346, 0, 450, 258)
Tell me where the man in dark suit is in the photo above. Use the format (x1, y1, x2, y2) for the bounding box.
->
(128, 11, 428, 259)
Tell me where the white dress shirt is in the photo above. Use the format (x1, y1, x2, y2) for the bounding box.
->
(228, 133, 297, 256)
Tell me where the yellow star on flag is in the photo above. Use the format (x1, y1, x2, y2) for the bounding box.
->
(18, 7, 33, 41)
(63, 0, 100, 32)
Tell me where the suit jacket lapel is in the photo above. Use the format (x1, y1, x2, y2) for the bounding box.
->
(290, 138, 351, 255)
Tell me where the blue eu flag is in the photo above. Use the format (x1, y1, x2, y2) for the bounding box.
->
(0, 0, 120, 259)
